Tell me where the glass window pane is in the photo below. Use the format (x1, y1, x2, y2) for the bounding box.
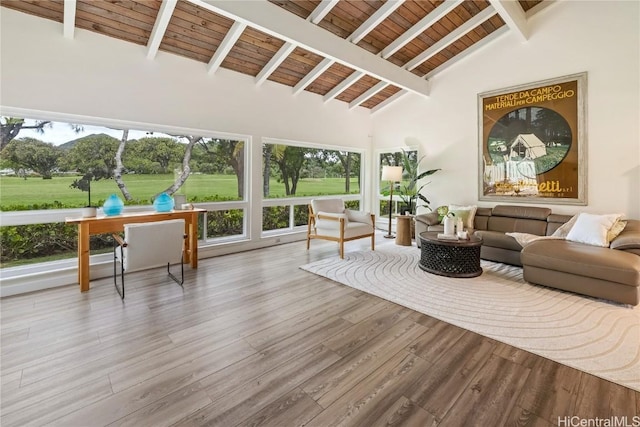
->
(0, 117, 247, 210)
(293, 205, 308, 226)
(262, 143, 361, 198)
(206, 209, 244, 238)
(263, 206, 289, 231)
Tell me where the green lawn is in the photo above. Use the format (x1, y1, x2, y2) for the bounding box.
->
(0, 174, 361, 209)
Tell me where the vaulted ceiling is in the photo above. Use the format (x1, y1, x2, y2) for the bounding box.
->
(1, 0, 547, 112)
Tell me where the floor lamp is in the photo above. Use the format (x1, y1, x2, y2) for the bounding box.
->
(381, 165, 403, 239)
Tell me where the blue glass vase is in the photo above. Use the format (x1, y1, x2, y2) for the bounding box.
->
(103, 194, 124, 216)
(153, 192, 174, 212)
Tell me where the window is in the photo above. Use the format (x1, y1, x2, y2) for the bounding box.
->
(0, 116, 249, 267)
(378, 149, 417, 219)
(261, 139, 363, 233)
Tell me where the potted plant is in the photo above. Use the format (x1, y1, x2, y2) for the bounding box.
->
(398, 149, 440, 216)
(70, 167, 111, 217)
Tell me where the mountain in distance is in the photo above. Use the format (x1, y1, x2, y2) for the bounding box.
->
(58, 133, 119, 150)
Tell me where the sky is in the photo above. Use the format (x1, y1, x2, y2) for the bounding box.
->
(17, 120, 172, 146)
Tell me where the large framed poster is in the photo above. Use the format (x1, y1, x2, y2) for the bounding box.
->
(478, 73, 587, 205)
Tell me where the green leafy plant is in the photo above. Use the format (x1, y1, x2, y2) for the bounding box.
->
(398, 149, 440, 215)
(69, 167, 111, 207)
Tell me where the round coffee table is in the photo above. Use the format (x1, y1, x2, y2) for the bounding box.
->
(418, 231, 483, 278)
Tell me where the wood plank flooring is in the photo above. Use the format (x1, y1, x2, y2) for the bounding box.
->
(1, 236, 638, 426)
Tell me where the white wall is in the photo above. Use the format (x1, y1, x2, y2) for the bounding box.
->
(372, 1, 640, 218)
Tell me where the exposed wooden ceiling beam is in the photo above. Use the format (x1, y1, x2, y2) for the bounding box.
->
(349, 0, 405, 44)
(63, 0, 76, 39)
(207, 21, 246, 75)
(349, 81, 389, 110)
(424, 25, 508, 80)
(489, 0, 528, 43)
(405, 6, 496, 71)
(293, 58, 334, 95)
(192, 0, 430, 98)
(308, 0, 339, 24)
(295, 1, 404, 98)
(323, 70, 365, 103)
(381, 0, 463, 59)
(371, 89, 409, 115)
(146, 0, 177, 59)
(255, 42, 296, 86)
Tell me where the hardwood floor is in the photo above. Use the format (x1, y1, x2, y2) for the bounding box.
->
(1, 236, 638, 426)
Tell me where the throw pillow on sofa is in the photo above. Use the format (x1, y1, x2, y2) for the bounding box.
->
(440, 204, 477, 230)
(566, 213, 623, 247)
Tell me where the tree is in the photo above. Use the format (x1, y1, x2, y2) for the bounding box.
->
(1, 137, 61, 179)
(1, 116, 82, 151)
(263, 144, 272, 197)
(126, 137, 184, 174)
(153, 135, 202, 198)
(1, 117, 51, 151)
(63, 133, 119, 174)
(272, 145, 307, 196)
(113, 129, 133, 201)
(201, 139, 245, 198)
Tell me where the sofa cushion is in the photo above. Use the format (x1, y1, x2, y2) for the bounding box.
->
(566, 213, 622, 247)
(487, 216, 548, 235)
(415, 211, 440, 226)
(547, 214, 573, 236)
(610, 219, 640, 250)
(522, 240, 640, 287)
(492, 205, 551, 221)
(474, 207, 491, 231)
(447, 204, 477, 229)
(475, 230, 522, 251)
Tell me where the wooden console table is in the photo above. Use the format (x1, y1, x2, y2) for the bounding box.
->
(66, 209, 205, 292)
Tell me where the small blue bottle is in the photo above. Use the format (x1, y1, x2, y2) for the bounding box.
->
(103, 194, 124, 216)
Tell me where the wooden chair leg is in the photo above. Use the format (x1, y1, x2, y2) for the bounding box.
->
(339, 241, 344, 259)
(371, 234, 375, 251)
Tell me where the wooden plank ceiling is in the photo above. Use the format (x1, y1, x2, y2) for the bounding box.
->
(2, 0, 544, 111)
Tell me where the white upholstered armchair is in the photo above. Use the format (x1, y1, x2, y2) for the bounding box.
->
(112, 219, 187, 299)
(307, 198, 375, 259)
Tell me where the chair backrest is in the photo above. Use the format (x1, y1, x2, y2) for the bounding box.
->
(311, 198, 345, 214)
(122, 219, 185, 272)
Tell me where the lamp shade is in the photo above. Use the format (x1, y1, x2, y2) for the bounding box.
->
(381, 165, 403, 182)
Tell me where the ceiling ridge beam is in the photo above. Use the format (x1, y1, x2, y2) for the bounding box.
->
(63, 0, 76, 39)
(371, 89, 409, 115)
(404, 6, 496, 71)
(207, 21, 246, 75)
(424, 25, 508, 80)
(350, 0, 405, 44)
(489, 0, 528, 43)
(308, 0, 340, 24)
(293, 58, 334, 95)
(323, 70, 365, 103)
(191, 0, 430, 98)
(349, 81, 389, 110)
(146, 0, 178, 59)
(381, 0, 463, 59)
(255, 42, 296, 86)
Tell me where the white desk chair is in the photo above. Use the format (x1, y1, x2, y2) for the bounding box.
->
(112, 219, 187, 299)
(307, 198, 375, 259)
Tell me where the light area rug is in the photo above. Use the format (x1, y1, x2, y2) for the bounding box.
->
(300, 245, 640, 391)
